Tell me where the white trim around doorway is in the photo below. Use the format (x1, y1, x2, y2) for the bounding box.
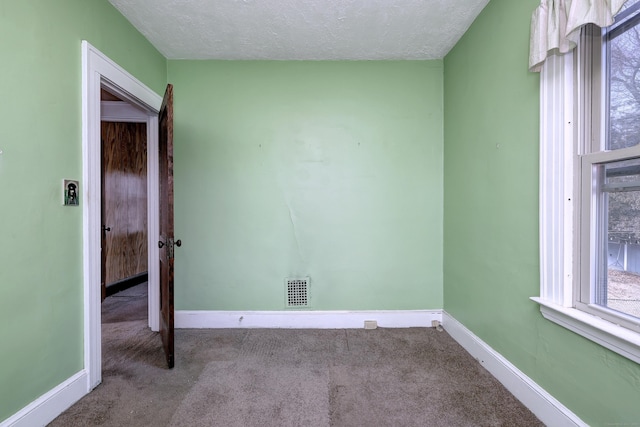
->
(82, 41, 162, 391)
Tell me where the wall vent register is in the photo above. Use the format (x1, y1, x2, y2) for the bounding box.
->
(286, 277, 309, 307)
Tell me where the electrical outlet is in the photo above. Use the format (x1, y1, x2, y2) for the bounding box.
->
(364, 320, 377, 330)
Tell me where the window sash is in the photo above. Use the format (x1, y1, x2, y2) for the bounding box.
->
(576, 10, 640, 331)
(579, 149, 640, 333)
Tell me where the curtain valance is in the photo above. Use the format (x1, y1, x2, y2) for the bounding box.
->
(529, 0, 628, 72)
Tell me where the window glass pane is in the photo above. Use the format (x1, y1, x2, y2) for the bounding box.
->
(620, 0, 640, 12)
(607, 4, 640, 150)
(597, 158, 640, 318)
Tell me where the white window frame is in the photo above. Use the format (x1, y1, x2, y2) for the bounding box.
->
(532, 32, 640, 364)
(578, 19, 640, 334)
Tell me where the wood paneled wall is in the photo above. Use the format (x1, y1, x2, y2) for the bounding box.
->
(102, 122, 148, 285)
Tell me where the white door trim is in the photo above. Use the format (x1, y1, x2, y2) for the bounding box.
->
(82, 41, 162, 390)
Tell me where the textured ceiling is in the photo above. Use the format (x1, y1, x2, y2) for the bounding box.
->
(108, 0, 489, 60)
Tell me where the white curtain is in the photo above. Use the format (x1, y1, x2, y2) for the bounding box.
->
(529, 0, 628, 72)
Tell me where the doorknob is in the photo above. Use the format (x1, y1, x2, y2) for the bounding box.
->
(158, 240, 165, 248)
(175, 239, 182, 247)
(102, 225, 111, 232)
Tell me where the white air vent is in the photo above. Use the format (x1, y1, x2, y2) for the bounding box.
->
(285, 277, 309, 307)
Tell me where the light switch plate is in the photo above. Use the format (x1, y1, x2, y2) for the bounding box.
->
(63, 179, 79, 206)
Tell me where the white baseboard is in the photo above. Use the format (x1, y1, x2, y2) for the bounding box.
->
(176, 309, 442, 329)
(1, 370, 88, 427)
(442, 312, 586, 427)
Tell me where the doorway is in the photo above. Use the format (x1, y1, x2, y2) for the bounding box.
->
(101, 97, 149, 299)
(101, 102, 149, 330)
(82, 41, 162, 390)
(100, 89, 151, 370)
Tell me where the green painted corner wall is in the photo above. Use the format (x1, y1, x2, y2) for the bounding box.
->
(443, 0, 640, 425)
(169, 60, 443, 311)
(3, 0, 639, 424)
(0, 1, 166, 422)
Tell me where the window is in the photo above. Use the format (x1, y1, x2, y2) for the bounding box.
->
(535, 0, 640, 363)
(578, 1, 640, 333)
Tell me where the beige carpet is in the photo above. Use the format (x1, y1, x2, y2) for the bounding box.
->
(49, 284, 543, 426)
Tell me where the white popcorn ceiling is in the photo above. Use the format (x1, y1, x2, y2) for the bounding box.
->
(108, 0, 490, 60)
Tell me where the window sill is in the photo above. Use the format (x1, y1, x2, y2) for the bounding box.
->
(531, 297, 640, 365)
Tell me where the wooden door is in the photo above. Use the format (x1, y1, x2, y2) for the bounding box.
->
(159, 84, 176, 368)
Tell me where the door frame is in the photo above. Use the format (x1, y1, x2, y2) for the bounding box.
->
(81, 41, 162, 390)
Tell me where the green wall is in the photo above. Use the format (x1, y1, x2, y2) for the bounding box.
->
(0, 1, 166, 422)
(5, 0, 638, 424)
(169, 61, 443, 311)
(443, 0, 640, 424)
